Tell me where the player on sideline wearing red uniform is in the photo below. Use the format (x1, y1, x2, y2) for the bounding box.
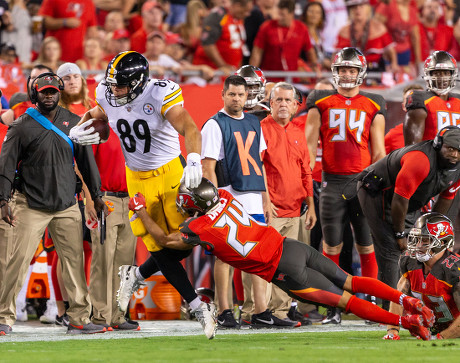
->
(384, 212, 460, 340)
(128, 178, 436, 339)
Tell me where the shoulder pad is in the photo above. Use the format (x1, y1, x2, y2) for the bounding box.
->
(306, 89, 335, 110)
(405, 90, 430, 111)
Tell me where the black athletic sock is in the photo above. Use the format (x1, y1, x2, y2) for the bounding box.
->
(138, 255, 160, 279)
(151, 248, 197, 303)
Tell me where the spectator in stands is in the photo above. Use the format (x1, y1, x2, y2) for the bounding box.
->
(27, 0, 44, 63)
(418, 0, 454, 62)
(321, 0, 349, 62)
(130, 1, 166, 54)
(0, 43, 18, 65)
(144, 31, 181, 76)
(40, 0, 98, 63)
(178, 0, 208, 62)
(301, 2, 329, 70)
(193, 0, 252, 73)
(103, 29, 131, 62)
(2, 0, 32, 64)
(76, 38, 108, 81)
(250, 0, 318, 78)
(34, 36, 63, 72)
(384, 84, 424, 154)
(57, 62, 95, 115)
(103, 11, 126, 33)
(336, 0, 398, 74)
(244, 0, 279, 65)
(375, 0, 421, 73)
(93, 0, 138, 29)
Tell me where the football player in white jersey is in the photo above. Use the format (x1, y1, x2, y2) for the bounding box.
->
(69, 51, 217, 339)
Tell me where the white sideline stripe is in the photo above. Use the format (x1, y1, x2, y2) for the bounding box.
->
(0, 320, 385, 343)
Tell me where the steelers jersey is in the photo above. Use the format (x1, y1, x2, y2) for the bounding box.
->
(400, 251, 460, 334)
(95, 79, 184, 171)
(405, 90, 460, 140)
(307, 89, 386, 175)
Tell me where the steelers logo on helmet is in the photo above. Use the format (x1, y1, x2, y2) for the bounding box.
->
(105, 51, 150, 107)
(331, 47, 367, 89)
(235, 65, 266, 108)
(423, 51, 458, 96)
(407, 212, 455, 263)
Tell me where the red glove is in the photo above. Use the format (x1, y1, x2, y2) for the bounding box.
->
(129, 193, 146, 211)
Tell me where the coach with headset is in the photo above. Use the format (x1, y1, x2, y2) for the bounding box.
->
(0, 72, 107, 335)
(357, 126, 460, 309)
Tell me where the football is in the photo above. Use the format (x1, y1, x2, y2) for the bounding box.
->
(84, 118, 110, 143)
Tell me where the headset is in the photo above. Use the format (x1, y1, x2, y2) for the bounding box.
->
(433, 125, 460, 150)
(27, 72, 64, 104)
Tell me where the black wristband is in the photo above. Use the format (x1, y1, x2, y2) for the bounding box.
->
(394, 231, 406, 239)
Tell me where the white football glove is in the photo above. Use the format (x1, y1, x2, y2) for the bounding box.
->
(69, 119, 101, 145)
(181, 152, 202, 189)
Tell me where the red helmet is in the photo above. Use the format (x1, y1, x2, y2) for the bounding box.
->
(407, 212, 455, 262)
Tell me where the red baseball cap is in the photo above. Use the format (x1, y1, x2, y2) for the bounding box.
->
(113, 29, 130, 40)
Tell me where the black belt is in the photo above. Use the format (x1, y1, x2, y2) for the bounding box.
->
(103, 191, 129, 198)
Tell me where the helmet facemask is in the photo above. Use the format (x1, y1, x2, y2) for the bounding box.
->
(105, 73, 147, 107)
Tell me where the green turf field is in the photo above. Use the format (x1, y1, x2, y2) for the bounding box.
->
(0, 331, 458, 363)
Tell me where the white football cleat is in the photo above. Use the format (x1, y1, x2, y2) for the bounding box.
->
(194, 302, 217, 339)
(117, 265, 145, 312)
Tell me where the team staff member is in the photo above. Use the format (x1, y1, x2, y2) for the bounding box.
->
(261, 82, 316, 323)
(130, 178, 437, 341)
(384, 213, 460, 340)
(357, 126, 460, 309)
(305, 47, 384, 321)
(0, 73, 107, 335)
(68, 51, 216, 339)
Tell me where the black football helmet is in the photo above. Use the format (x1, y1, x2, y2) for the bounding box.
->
(331, 47, 367, 88)
(423, 51, 458, 95)
(407, 212, 455, 262)
(176, 178, 220, 216)
(105, 51, 150, 107)
(235, 65, 266, 108)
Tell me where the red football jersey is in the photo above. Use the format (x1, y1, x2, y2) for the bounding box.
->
(307, 89, 386, 174)
(400, 252, 460, 334)
(405, 90, 460, 140)
(186, 190, 284, 281)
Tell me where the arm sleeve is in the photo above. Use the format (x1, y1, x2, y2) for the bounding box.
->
(161, 81, 184, 116)
(0, 125, 21, 200)
(405, 90, 427, 112)
(394, 151, 430, 199)
(306, 90, 319, 111)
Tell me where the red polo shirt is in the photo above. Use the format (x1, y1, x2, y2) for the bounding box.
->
(261, 115, 313, 218)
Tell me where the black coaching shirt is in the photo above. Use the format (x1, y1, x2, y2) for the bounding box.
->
(0, 106, 102, 211)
